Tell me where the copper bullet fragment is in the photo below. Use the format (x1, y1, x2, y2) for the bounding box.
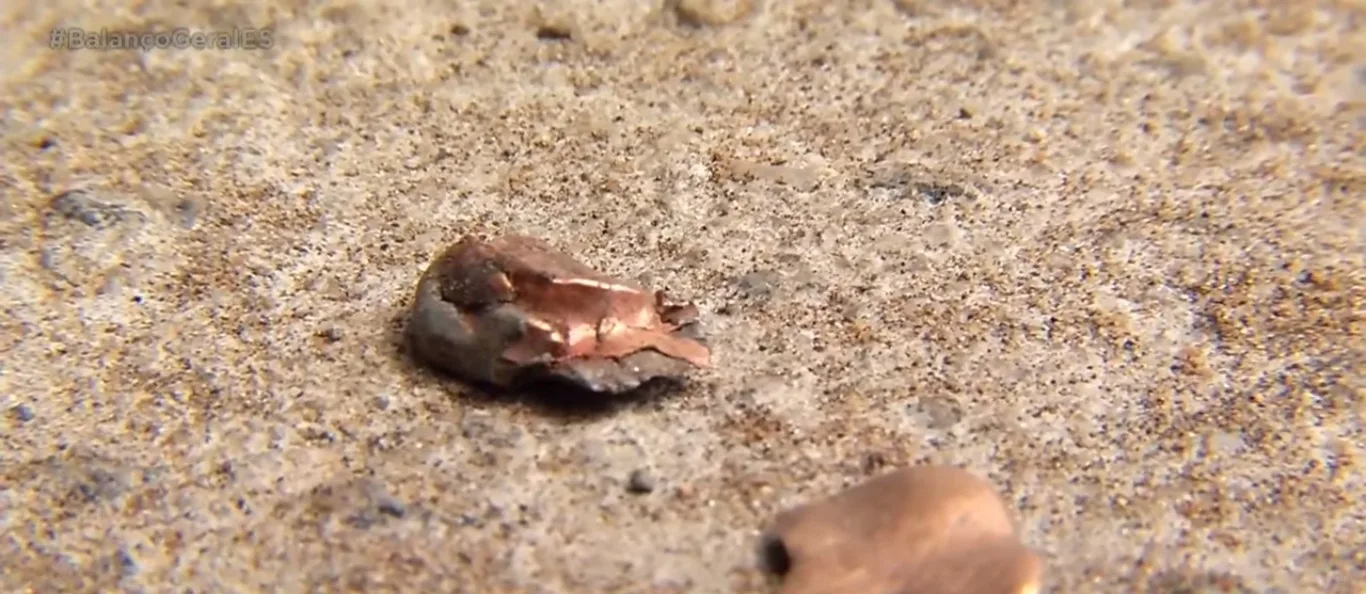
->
(762, 465, 1043, 594)
(407, 234, 711, 394)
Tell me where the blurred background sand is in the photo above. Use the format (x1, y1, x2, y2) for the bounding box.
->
(1, 0, 1363, 592)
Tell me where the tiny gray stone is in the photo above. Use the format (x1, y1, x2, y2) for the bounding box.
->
(174, 198, 202, 229)
(626, 468, 656, 494)
(116, 548, 137, 576)
(460, 413, 496, 440)
(316, 326, 343, 343)
(911, 181, 968, 205)
(377, 499, 406, 518)
(734, 269, 780, 299)
(49, 190, 130, 229)
(37, 248, 59, 271)
(10, 404, 34, 422)
(915, 396, 962, 430)
(864, 164, 973, 205)
(73, 468, 127, 503)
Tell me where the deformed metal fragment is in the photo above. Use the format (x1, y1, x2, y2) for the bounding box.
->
(762, 465, 1043, 594)
(407, 234, 711, 394)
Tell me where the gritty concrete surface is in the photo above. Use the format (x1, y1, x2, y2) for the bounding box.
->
(1, 0, 1362, 593)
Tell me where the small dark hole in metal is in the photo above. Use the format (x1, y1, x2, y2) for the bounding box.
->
(760, 536, 792, 576)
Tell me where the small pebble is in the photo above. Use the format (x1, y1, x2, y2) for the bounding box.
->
(173, 197, 202, 229)
(316, 326, 343, 343)
(377, 500, 406, 518)
(913, 181, 969, 205)
(627, 468, 657, 494)
(535, 23, 572, 40)
(671, 0, 757, 27)
(915, 396, 963, 430)
(532, 6, 574, 40)
(115, 549, 137, 576)
(734, 270, 780, 300)
(675, 483, 696, 501)
(48, 190, 130, 229)
(10, 404, 35, 422)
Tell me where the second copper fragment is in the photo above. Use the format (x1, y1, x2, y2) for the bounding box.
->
(762, 465, 1043, 594)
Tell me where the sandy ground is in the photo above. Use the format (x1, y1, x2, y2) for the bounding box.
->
(1, 0, 1363, 592)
